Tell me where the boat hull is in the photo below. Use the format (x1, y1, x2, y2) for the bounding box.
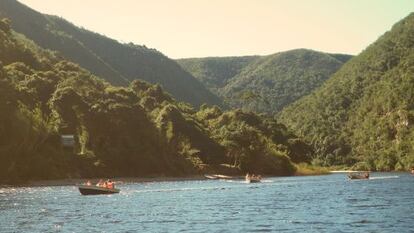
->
(348, 173, 369, 180)
(204, 175, 219, 180)
(204, 174, 240, 180)
(78, 185, 120, 195)
(246, 178, 261, 183)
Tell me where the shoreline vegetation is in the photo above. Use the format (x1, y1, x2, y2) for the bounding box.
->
(294, 163, 331, 176)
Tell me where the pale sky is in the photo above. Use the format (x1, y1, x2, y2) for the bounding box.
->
(18, 0, 414, 59)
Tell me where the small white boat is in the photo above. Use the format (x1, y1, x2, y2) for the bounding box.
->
(204, 174, 237, 180)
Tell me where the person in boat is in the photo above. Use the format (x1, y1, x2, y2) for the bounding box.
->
(85, 180, 92, 186)
(106, 180, 114, 189)
(245, 173, 250, 180)
(96, 179, 104, 187)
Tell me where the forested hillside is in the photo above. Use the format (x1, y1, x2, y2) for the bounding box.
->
(0, 0, 221, 107)
(177, 56, 259, 94)
(178, 50, 351, 113)
(279, 13, 414, 171)
(0, 19, 311, 183)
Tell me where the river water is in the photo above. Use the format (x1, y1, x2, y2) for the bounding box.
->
(0, 173, 413, 232)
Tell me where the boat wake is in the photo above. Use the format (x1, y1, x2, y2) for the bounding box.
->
(260, 179, 274, 183)
(369, 176, 399, 180)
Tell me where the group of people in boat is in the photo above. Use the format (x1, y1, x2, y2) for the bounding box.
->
(245, 173, 262, 181)
(84, 179, 115, 189)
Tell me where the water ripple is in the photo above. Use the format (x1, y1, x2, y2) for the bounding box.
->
(0, 172, 412, 232)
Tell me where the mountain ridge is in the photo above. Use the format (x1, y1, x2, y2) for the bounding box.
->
(178, 49, 352, 113)
(0, 0, 222, 107)
(278, 13, 414, 170)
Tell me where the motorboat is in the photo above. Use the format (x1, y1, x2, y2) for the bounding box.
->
(245, 175, 261, 183)
(348, 172, 370, 180)
(78, 185, 120, 195)
(204, 174, 219, 180)
(204, 174, 237, 180)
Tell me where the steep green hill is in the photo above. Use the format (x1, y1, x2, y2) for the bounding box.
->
(177, 56, 259, 94)
(178, 50, 351, 113)
(222, 49, 352, 113)
(0, 0, 221, 107)
(279, 13, 414, 171)
(0, 19, 310, 183)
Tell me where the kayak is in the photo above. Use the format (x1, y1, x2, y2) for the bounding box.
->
(78, 185, 120, 195)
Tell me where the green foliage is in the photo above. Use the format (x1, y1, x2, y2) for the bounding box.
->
(0, 21, 308, 182)
(279, 13, 414, 171)
(222, 49, 351, 113)
(178, 50, 352, 113)
(0, 18, 11, 33)
(177, 56, 259, 94)
(196, 108, 314, 175)
(294, 163, 330, 176)
(0, 0, 222, 107)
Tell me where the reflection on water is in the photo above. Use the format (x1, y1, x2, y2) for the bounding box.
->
(0, 173, 413, 232)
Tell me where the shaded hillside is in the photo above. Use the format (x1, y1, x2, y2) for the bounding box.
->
(0, 19, 311, 183)
(178, 50, 351, 113)
(177, 56, 259, 94)
(279, 13, 414, 171)
(221, 49, 352, 113)
(0, 0, 221, 107)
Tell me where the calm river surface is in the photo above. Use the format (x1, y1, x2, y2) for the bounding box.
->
(0, 173, 413, 232)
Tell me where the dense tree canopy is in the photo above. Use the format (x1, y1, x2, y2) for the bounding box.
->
(177, 56, 259, 95)
(279, 13, 414, 171)
(178, 50, 351, 113)
(0, 19, 310, 183)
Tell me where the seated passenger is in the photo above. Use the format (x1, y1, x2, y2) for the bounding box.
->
(107, 180, 114, 189)
(96, 179, 103, 187)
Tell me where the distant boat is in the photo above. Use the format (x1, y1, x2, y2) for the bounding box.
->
(245, 175, 262, 183)
(204, 174, 219, 180)
(348, 172, 370, 180)
(78, 185, 120, 195)
(204, 174, 237, 180)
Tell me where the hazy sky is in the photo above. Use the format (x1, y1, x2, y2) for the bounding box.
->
(18, 0, 414, 58)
